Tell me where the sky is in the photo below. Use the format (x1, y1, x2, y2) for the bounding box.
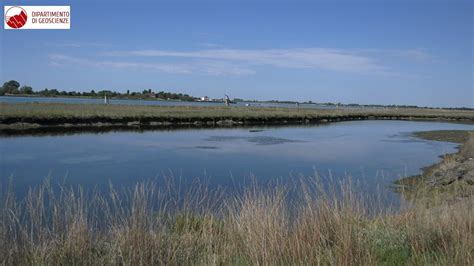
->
(1, 0, 473, 107)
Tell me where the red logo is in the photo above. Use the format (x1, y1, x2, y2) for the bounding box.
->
(5, 6, 28, 29)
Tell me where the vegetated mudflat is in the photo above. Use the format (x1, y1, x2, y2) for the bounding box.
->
(1, 102, 474, 132)
(396, 130, 474, 204)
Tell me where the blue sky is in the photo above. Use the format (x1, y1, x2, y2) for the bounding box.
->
(1, 0, 472, 107)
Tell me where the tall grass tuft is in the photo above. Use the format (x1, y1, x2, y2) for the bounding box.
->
(1, 177, 472, 265)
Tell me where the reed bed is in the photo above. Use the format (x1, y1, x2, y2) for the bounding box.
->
(1, 102, 474, 122)
(1, 177, 472, 265)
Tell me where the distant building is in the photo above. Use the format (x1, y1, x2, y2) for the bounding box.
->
(200, 96, 209, 101)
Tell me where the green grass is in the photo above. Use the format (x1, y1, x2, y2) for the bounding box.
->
(1, 178, 472, 265)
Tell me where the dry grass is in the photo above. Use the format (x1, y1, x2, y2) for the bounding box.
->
(397, 131, 474, 205)
(1, 177, 472, 265)
(1, 102, 474, 121)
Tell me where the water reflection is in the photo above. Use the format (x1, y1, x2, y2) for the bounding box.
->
(205, 135, 305, 145)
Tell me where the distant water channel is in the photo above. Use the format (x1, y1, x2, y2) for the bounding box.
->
(0, 96, 335, 109)
(1, 121, 473, 206)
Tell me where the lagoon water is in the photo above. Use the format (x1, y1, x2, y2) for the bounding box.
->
(0, 96, 334, 109)
(1, 120, 474, 205)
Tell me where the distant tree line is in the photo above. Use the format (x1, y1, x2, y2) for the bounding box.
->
(0, 80, 198, 101)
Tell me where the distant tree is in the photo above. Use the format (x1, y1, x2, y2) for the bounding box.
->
(39, 88, 49, 95)
(2, 80, 20, 94)
(0, 80, 200, 101)
(97, 90, 114, 97)
(38, 88, 60, 96)
(19, 85, 33, 94)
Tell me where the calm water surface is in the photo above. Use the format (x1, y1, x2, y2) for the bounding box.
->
(0, 96, 335, 109)
(1, 120, 473, 205)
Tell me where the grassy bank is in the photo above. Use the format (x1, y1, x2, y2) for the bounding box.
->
(1, 103, 474, 132)
(1, 177, 472, 265)
(396, 130, 474, 205)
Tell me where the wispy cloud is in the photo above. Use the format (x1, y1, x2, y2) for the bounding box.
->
(48, 54, 254, 75)
(50, 47, 431, 76)
(351, 48, 434, 62)
(106, 48, 388, 74)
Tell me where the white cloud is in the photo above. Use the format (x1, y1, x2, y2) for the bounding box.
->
(106, 48, 387, 74)
(50, 47, 431, 76)
(48, 54, 254, 76)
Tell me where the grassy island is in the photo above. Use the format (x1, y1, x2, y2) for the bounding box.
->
(1, 102, 473, 133)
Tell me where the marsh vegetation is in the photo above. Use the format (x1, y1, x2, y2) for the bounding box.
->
(1, 103, 474, 132)
(1, 176, 472, 265)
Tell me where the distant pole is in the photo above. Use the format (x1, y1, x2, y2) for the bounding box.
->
(104, 94, 109, 104)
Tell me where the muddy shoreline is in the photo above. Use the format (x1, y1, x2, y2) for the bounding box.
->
(2, 115, 474, 136)
(395, 130, 474, 203)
